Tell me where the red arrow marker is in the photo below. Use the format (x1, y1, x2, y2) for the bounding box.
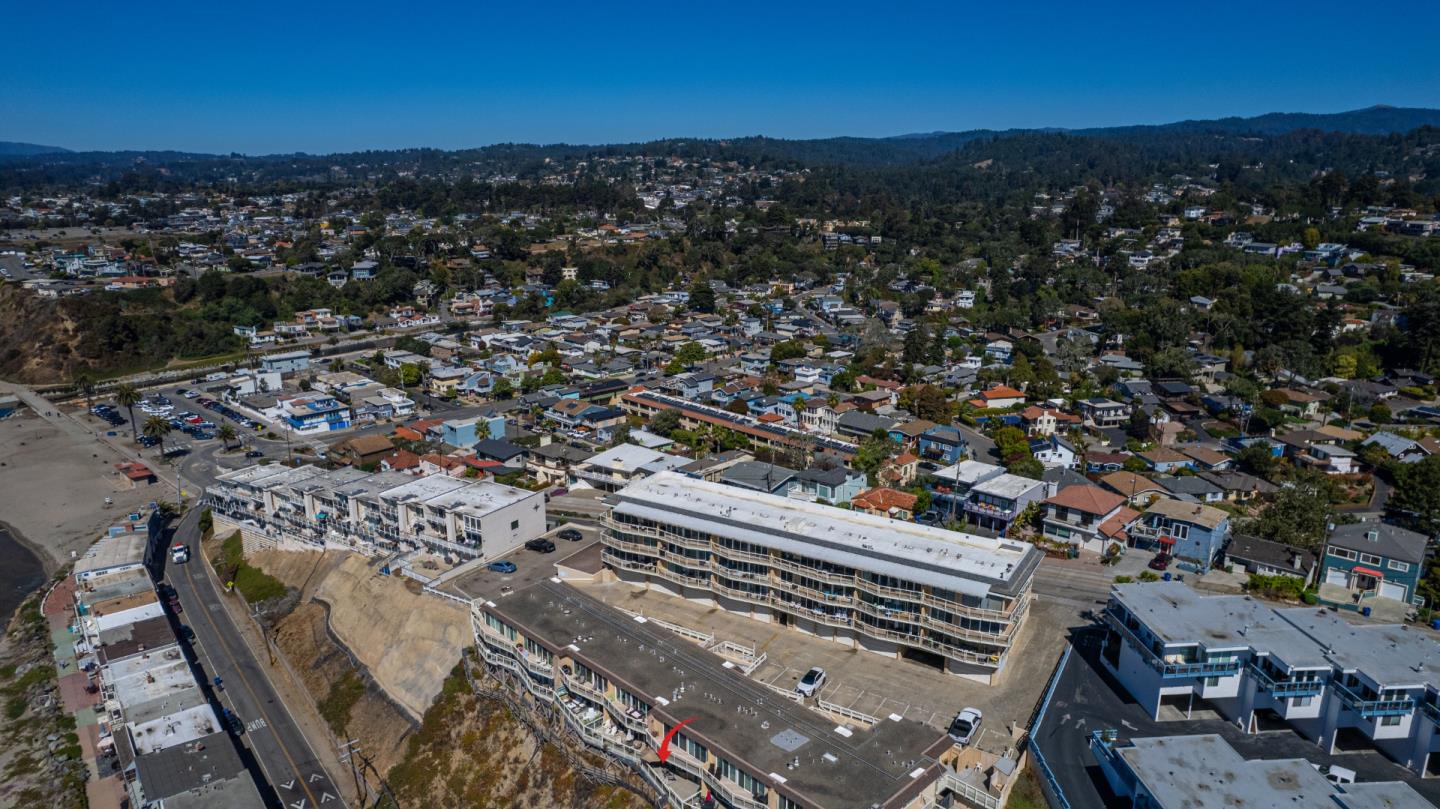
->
(657, 718, 697, 763)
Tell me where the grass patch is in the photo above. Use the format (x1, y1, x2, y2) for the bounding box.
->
(211, 531, 289, 604)
(1006, 765, 1048, 809)
(317, 672, 366, 736)
(4, 696, 27, 720)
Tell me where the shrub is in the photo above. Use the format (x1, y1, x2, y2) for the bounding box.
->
(1113, 575, 1134, 584)
(1138, 571, 1161, 582)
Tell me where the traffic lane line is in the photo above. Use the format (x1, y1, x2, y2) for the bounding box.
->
(178, 536, 331, 808)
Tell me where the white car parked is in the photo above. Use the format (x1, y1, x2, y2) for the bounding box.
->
(948, 708, 983, 746)
(795, 667, 826, 698)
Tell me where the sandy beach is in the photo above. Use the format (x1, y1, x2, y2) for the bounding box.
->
(0, 412, 156, 573)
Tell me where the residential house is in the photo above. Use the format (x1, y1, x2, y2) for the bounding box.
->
(1318, 522, 1426, 609)
(719, 461, 798, 496)
(792, 466, 866, 505)
(1040, 485, 1136, 553)
(1128, 499, 1231, 569)
(852, 487, 919, 521)
(1226, 534, 1317, 583)
(1078, 398, 1131, 428)
(967, 385, 1026, 410)
(1137, 448, 1194, 473)
(964, 473, 1049, 535)
(442, 414, 506, 449)
(916, 425, 968, 465)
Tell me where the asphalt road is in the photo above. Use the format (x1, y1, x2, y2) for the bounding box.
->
(166, 508, 344, 809)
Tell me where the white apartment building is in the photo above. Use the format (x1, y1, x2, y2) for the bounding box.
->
(207, 464, 546, 560)
(1103, 583, 1440, 776)
(601, 471, 1041, 682)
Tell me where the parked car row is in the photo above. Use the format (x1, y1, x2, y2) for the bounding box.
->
(90, 404, 127, 428)
(195, 396, 262, 431)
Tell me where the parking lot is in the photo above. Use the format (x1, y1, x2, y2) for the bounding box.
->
(81, 382, 275, 457)
(569, 578, 1071, 749)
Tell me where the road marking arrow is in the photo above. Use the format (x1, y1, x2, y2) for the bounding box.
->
(280, 779, 296, 790)
(320, 792, 337, 803)
(289, 801, 307, 809)
(308, 773, 325, 783)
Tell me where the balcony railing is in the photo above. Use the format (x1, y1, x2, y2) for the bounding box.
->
(1333, 681, 1415, 718)
(1103, 610, 1241, 679)
(963, 500, 1018, 519)
(1246, 662, 1326, 698)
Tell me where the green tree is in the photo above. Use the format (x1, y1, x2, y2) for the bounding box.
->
(688, 281, 716, 314)
(1240, 470, 1336, 551)
(1126, 407, 1151, 441)
(115, 382, 141, 438)
(1235, 443, 1276, 479)
(674, 342, 707, 366)
(1390, 455, 1440, 534)
(399, 362, 423, 389)
(492, 378, 514, 400)
(649, 408, 683, 437)
(853, 429, 898, 484)
(993, 426, 1031, 463)
(217, 423, 237, 451)
(770, 341, 807, 363)
(143, 415, 173, 456)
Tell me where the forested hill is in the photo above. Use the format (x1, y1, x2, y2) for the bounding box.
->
(4, 105, 1439, 182)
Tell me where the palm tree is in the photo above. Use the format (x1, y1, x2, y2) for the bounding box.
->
(115, 382, 141, 439)
(143, 415, 172, 456)
(217, 423, 237, 451)
(74, 370, 97, 413)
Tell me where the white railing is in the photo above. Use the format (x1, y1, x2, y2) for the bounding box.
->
(939, 770, 1001, 809)
(817, 698, 880, 728)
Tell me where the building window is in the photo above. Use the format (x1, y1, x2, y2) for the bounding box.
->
(1382, 715, 1403, 726)
(511, 519, 520, 530)
(1328, 547, 1357, 561)
(1291, 696, 1313, 707)
(1359, 553, 1382, 566)
(778, 796, 801, 809)
(1389, 560, 1411, 573)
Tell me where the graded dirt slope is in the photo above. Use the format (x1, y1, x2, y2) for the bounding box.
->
(250, 550, 469, 720)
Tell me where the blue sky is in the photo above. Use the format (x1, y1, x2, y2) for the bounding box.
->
(4, 1, 1439, 154)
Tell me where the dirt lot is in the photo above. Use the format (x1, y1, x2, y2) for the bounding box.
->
(0, 412, 156, 570)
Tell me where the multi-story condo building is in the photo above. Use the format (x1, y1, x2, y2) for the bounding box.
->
(601, 471, 1040, 683)
(472, 578, 978, 809)
(1090, 731, 1429, 809)
(1102, 582, 1440, 776)
(207, 464, 546, 560)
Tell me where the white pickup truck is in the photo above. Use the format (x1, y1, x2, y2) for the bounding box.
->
(170, 543, 190, 564)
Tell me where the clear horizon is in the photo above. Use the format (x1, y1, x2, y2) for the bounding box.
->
(4, 0, 1438, 154)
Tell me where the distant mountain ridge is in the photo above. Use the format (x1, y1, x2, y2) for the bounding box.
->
(2, 105, 1438, 181)
(0, 142, 71, 156)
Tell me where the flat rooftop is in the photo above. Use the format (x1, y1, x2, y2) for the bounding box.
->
(133, 731, 263, 808)
(1279, 608, 1440, 688)
(1114, 584, 1440, 687)
(1112, 584, 1328, 669)
(612, 471, 1041, 599)
(486, 579, 948, 809)
(1113, 733, 1430, 809)
(97, 616, 178, 665)
(75, 531, 148, 576)
(128, 702, 221, 755)
(969, 472, 1043, 500)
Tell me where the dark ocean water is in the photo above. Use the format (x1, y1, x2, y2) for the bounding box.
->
(0, 526, 47, 626)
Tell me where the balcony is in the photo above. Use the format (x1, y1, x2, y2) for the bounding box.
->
(1103, 610, 1241, 679)
(963, 500, 1018, 520)
(1421, 699, 1440, 725)
(1246, 662, 1326, 698)
(1333, 681, 1415, 718)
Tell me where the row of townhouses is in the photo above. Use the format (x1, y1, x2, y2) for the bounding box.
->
(206, 464, 547, 560)
(1102, 582, 1440, 776)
